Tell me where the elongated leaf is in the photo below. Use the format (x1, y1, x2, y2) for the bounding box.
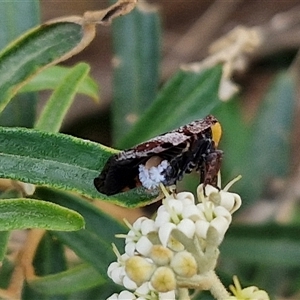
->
(19, 65, 99, 101)
(236, 72, 296, 203)
(0, 1, 40, 49)
(0, 0, 40, 128)
(34, 189, 124, 288)
(34, 187, 125, 248)
(0, 232, 10, 261)
(0, 199, 84, 231)
(0, 22, 84, 113)
(35, 63, 90, 132)
(52, 230, 114, 275)
(0, 127, 156, 207)
(33, 232, 67, 276)
(112, 2, 161, 143)
(0, 0, 137, 115)
(29, 264, 104, 295)
(221, 223, 300, 266)
(118, 65, 223, 148)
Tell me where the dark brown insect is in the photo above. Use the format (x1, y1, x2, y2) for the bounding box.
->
(94, 115, 223, 195)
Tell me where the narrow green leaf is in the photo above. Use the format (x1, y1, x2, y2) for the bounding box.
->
(221, 223, 300, 266)
(35, 63, 90, 133)
(237, 71, 296, 204)
(34, 187, 125, 248)
(118, 66, 223, 148)
(52, 230, 114, 275)
(0, 1, 40, 50)
(29, 264, 105, 295)
(212, 98, 249, 188)
(19, 65, 99, 101)
(112, 3, 161, 143)
(0, 198, 84, 231)
(0, 0, 40, 128)
(0, 127, 155, 207)
(0, 21, 84, 113)
(33, 232, 67, 276)
(0, 232, 10, 261)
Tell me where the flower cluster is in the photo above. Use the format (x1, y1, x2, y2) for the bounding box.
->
(107, 179, 269, 300)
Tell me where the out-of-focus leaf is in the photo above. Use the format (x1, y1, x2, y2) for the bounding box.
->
(237, 72, 296, 204)
(0, 0, 40, 128)
(111, 2, 161, 143)
(52, 230, 114, 276)
(29, 264, 105, 295)
(0, 232, 10, 262)
(0, 199, 84, 231)
(33, 232, 67, 276)
(0, 22, 84, 114)
(0, 1, 40, 50)
(35, 63, 91, 133)
(118, 66, 223, 148)
(212, 97, 249, 188)
(19, 65, 99, 101)
(221, 223, 300, 266)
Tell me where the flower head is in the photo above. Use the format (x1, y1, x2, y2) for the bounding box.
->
(107, 178, 254, 300)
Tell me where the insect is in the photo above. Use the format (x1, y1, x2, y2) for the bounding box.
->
(94, 115, 223, 196)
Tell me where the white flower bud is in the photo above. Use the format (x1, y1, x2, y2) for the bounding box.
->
(175, 192, 195, 205)
(210, 217, 230, 243)
(170, 251, 197, 277)
(158, 222, 176, 247)
(123, 275, 138, 290)
(125, 242, 136, 256)
(195, 219, 210, 239)
(109, 265, 125, 285)
(135, 236, 153, 256)
(213, 206, 232, 223)
(177, 218, 195, 239)
(158, 291, 176, 300)
(167, 199, 183, 214)
(112, 290, 136, 300)
(155, 210, 171, 227)
(140, 219, 156, 235)
(210, 190, 241, 213)
(182, 204, 202, 221)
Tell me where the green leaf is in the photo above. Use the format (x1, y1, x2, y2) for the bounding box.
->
(28, 264, 105, 295)
(0, 21, 84, 113)
(111, 3, 161, 143)
(33, 232, 67, 276)
(0, 127, 156, 207)
(221, 223, 300, 266)
(19, 65, 99, 101)
(212, 97, 249, 188)
(35, 188, 126, 276)
(118, 65, 223, 148)
(0, 0, 40, 128)
(237, 71, 296, 203)
(34, 189, 125, 279)
(34, 187, 125, 247)
(0, 232, 10, 261)
(35, 63, 91, 133)
(0, 198, 84, 231)
(52, 230, 114, 275)
(0, 1, 40, 50)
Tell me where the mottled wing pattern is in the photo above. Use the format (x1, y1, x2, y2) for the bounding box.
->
(94, 115, 220, 195)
